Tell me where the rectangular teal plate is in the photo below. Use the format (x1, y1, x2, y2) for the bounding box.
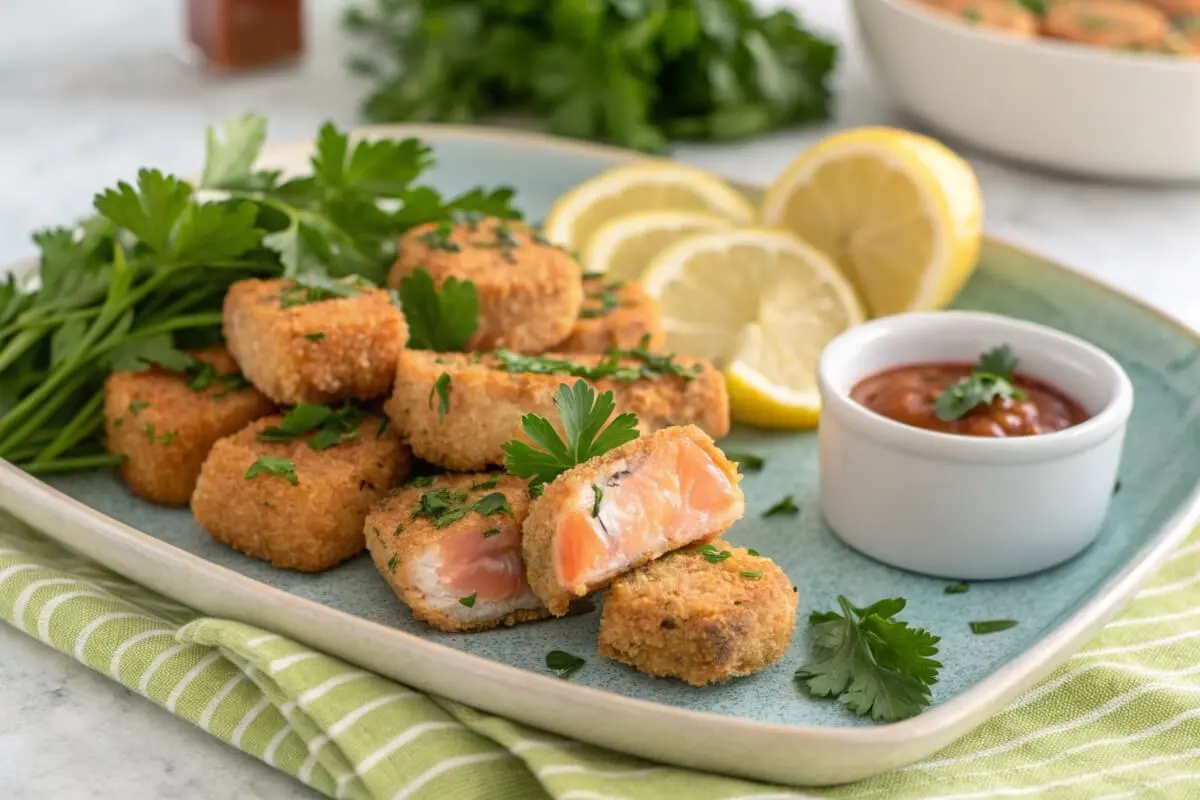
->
(3, 127, 1199, 785)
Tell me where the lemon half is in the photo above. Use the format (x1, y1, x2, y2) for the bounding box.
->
(581, 210, 734, 282)
(760, 127, 982, 318)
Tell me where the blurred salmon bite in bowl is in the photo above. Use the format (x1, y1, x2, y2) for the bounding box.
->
(852, 0, 1200, 182)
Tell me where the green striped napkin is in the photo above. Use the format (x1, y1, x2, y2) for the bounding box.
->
(3, 511, 1199, 800)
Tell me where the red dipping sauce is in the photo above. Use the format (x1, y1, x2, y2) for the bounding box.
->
(850, 362, 1089, 437)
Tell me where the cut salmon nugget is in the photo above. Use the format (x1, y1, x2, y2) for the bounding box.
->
(389, 217, 582, 353)
(387, 349, 729, 471)
(598, 540, 797, 686)
(558, 277, 665, 354)
(104, 345, 274, 506)
(365, 473, 549, 632)
(522, 425, 744, 616)
(192, 413, 412, 572)
(223, 278, 408, 406)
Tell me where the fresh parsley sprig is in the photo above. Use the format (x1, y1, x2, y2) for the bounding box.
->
(934, 345, 1026, 422)
(256, 403, 367, 451)
(796, 596, 942, 723)
(0, 113, 520, 476)
(503, 380, 640, 490)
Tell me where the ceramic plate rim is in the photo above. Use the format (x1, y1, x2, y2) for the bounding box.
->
(2, 124, 1199, 786)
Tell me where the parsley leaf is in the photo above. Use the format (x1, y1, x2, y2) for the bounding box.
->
(244, 456, 299, 486)
(726, 452, 765, 472)
(545, 650, 585, 680)
(763, 495, 799, 517)
(459, 593, 477, 608)
(796, 596, 942, 723)
(502, 380, 640, 489)
(430, 372, 451, 420)
(944, 582, 969, 595)
(696, 543, 731, 563)
(256, 403, 366, 450)
(398, 268, 479, 352)
(411, 487, 511, 528)
(934, 345, 1027, 422)
(970, 619, 1018, 635)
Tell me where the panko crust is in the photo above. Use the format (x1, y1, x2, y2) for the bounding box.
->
(364, 473, 548, 632)
(385, 349, 730, 471)
(222, 278, 408, 406)
(522, 425, 743, 616)
(191, 415, 412, 572)
(388, 217, 582, 353)
(557, 277, 665, 354)
(598, 540, 797, 686)
(104, 345, 275, 506)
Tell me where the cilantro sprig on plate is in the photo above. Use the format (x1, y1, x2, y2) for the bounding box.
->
(796, 596, 942, 723)
(503, 380, 640, 490)
(0, 114, 519, 475)
(934, 345, 1026, 422)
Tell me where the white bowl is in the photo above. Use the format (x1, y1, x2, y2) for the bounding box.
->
(817, 311, 1134, 579)
(852, 0, 1200, 182)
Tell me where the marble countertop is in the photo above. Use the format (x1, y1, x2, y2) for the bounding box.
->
(1, 1, 1198, 798)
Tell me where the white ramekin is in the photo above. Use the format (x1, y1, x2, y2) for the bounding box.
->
(817, 311, 1134, 580)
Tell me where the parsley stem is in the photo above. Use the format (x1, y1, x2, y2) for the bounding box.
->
(0, 368, 91, 457)
(18, 453, 125, 475)
(0, 307, 101, 342)
(0, 328, 48, 376)
(31, 391, 105, 464)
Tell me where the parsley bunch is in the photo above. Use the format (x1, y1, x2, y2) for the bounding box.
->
(503, 380, 640, 490)
(343, 0, 838, 152)
(0, 114, 520, 476)
(796, 596, 942, 723)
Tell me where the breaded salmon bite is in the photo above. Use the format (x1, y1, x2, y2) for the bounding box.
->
(386, 349, 730, 471)
(598, 540, 797, 686)
(522, 426, 744, 616)
(388, 217, 583, 353)
(364, 473, 549, 632)
(1043, 0, 1169, 49)
(104, 345, 274, 506)
(191, 411, 412, 572)
(222, 278, 408, 406)
(557, 277, 665, 354)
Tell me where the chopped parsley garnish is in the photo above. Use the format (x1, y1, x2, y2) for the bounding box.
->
(493, 335, 700, 383)
(696, 543, 732, 563)
(113, 418, 124, 428)
(545, 650, 585, 680)
(143, 423, 156, 441)
(397, 268, 478, 352)
(1015, 0, 1045, 13)
(739, 570, 763, 580)
(726, 452, 765, 472)
(129, 400, 149, 416)
(970, 619, 1018, 635)
(502, 380, 639, 490)
(412, 487, 511, 528)
(490, 223, 520, 263)
(417, 221, 461, 252)
(944, 582, 969, 595)
(158, 430, 176, 445)
(471, 477, 500, 490)
(747, 548, 760, 557)
(482, 527, 501, 538)
(278, 275, 368, 309)
(453, 210, 484, 230)
(591, 484, 604, 517)
(407, 475, 436, 488)
(393, 523, 405, 536)
(579, 280, 624, 319)
(796, 596, 942, 723)
(963, 7, 982, 24)
(430, 372, 451, 420)
(763, 495, 799, 517)
(459, 593, 477, 608)
(304, 332, 326, 341)
(256, 403, 366, 450)
(375, 416, 389, 438)
(934, 345, 1026, 422)
(244, 456, 299, 486)
(387, 554, 398, 573)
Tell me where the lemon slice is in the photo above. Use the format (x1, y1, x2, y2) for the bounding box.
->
(641, 229, 865, 429)
(542, 162, 755, 257)
(760, 127, 982, 318)
(581, 210, 735, 282)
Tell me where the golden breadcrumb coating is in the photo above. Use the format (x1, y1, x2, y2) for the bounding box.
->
(557, 277, 665, 354)
(598, 540, 797, 686)
(386, 350, 730, 471)
(222, 278, 408, 405)
(388, 217, 582, 353)
(191, 415, 412, 572)
(104, 345, 274, 506)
